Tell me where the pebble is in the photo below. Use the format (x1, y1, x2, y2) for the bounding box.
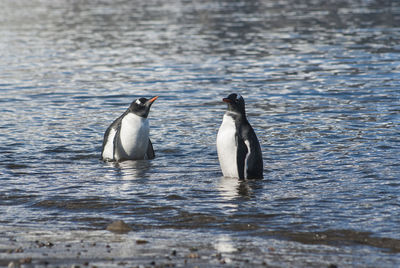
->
(7, 247, 24, 253)
(136, 239, 148, 245)
(19, 257, 32, 264)
(7, 258, 32, 268)
(106, 220, 132, 234)
(187, 253, 199, 258)
(35, 241, 54, 248)
(8, 262, 19, 268)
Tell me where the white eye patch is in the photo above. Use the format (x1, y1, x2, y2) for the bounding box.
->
(135, 99, 142, 105)
(236, 94, 242, 100)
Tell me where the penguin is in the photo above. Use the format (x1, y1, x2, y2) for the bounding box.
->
(216, 93, 263, 180)
(101, 96, 158, 162)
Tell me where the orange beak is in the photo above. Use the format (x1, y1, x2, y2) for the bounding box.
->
(149, 96, 159, 103)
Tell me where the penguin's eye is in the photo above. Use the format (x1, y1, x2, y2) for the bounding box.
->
(136, 98, 148, 106)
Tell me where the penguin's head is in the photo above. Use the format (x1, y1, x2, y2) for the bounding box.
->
(129, 96, 158, 118)
(223, 93, 245, 115)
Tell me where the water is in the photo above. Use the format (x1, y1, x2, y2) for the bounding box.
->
(1, 0, 400, 266)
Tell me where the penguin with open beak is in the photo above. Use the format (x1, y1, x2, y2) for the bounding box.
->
(216, 93, 263, 179)
(101, 96, 158, 162)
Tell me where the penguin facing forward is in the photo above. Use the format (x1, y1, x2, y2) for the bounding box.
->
(101, 96, 158, 162)
(217, 93, 263, 180)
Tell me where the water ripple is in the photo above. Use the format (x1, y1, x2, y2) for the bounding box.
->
(0, 0, 400, 265)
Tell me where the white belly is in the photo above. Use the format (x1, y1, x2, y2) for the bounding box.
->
(217, 113, 239, 178)
(115, 113, 149, 161)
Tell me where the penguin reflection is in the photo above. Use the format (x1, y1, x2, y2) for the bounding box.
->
(114, 160, 152, 180)
(218, 177, 252, 201)
(217, 93, 263, 180)
(101, 96, 158, 162)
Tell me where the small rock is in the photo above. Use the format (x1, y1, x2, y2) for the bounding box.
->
(136, 239, 148, 245)
(8, 261, 19, 268)
(106, 220, 132, 234)
(35, 241, 53, 248)
(6, 247, 23, 253)
(19, 257, 32, 264)
(187, 253, 199, 258)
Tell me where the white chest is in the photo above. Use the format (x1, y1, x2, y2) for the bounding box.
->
(116, 113, 149, 160)
(217, 113, 239, 178)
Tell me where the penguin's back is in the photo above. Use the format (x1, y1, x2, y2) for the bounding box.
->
(241, 126, 263, 179)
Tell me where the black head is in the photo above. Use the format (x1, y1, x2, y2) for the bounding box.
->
(129, 96, 158, 118)
(223, 93, 246, 115)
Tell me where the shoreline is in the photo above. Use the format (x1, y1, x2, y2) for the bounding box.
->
(1, 226, 399, 267)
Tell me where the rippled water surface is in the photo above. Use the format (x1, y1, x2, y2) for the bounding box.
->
(1, 0, 400, 266)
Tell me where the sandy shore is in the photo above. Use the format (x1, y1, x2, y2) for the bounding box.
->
(1, 224, 399, 268)
(2, 229, 217, 268)
(1, 228, 262, 268)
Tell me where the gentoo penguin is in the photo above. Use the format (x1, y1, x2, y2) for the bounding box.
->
(217, 93, 263, 180)
(101, 96, 158, 162)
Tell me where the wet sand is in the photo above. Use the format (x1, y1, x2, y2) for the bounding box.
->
(1, 229, 256, 268)
(1, 224, 399, 268)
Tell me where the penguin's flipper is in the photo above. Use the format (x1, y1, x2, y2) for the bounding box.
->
(245, 138, 264, 179)
(101, 126, 113, 161)
(102, 111, 126, 161)
(146, 139, 155, 160)
(102, 123, 120, 161)
(101, 129, 116, 161)
(112, 123, 123, 161)
(236, 135, 248, 180)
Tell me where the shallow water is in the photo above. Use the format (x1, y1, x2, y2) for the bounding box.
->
(1, 0, 400, 266)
